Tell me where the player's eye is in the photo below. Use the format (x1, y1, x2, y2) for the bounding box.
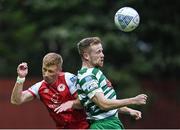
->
(97, 50, 102, 54)
(43, 68, 47, 72)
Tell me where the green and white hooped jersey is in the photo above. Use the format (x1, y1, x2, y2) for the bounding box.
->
(77, 67, 118, 120)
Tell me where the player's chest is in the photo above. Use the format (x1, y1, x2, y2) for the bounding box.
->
(39, 83, 72, 104)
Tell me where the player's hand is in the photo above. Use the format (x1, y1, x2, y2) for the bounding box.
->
(54, 101, 73, 114)
(17, 62, 28, 78)
(133, 94, 147, 105)
(129, 109, 142, 120)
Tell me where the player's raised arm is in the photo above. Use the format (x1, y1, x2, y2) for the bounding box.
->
(11, 62, 34, 105)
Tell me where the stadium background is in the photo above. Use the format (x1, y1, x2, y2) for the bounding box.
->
(0, 0, 180, 129)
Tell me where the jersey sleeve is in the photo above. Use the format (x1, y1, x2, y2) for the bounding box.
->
(28, 81, 42, 99)
(80, 75, 103, 99)
(64, 72, 77, 95)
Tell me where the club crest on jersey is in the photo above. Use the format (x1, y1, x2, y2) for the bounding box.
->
(57, 84, 66, 92)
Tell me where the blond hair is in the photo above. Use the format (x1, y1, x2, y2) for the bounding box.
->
(43, 52, 63, 68)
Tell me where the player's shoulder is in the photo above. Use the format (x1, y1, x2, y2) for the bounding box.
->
(29, 80, 44, 93)
(32, 80, 44, 87)
(64, 72, 77, 83)
(64, 72, 76, 78)
(79, 67, 101, 76)
(64, 72, 76, 76)
(78, 68, 101, 82)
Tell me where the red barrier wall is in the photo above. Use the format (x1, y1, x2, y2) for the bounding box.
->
(122, 79, 180, 129)
(0, 78, 55, 129)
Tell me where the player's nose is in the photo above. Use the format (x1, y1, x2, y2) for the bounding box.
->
(100, 52, 104, 58)
(44, 71, 49, 77)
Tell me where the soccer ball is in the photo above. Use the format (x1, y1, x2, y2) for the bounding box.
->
(114, 7, 140, 32)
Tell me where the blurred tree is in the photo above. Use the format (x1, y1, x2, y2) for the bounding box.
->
(0, 0, 180, 95)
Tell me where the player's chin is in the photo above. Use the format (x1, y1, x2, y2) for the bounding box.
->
(99, 62, 104, 67)
(44, 78, 52, 84)
(94, 62, 103, 68)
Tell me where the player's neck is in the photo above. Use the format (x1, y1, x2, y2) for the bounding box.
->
(82, 61, 94, 68)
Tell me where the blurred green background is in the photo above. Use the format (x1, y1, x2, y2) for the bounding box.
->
(0, 0, 180, 128)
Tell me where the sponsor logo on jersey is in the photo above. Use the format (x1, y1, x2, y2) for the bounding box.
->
(86, 80, 98, 92)
(48, 104, 59, 109)
(57, 84, 66, 92)
(51, 93, 60, 104)
(70, 76, 77, 83)
(84, 76, 93, 82)
(43, 88, 49, 93)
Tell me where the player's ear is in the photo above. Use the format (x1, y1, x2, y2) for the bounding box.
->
(83, 52, 89, 61)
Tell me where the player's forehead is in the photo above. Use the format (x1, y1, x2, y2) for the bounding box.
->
(90, 43, 103, 51)
(42, 63, 59, 70)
